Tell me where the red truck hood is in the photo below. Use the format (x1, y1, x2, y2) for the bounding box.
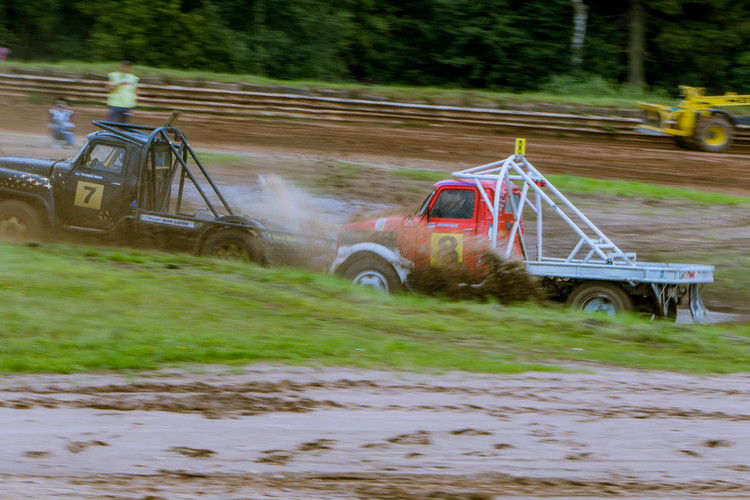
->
(339, 215, 409, 247)
(343, 215, 408, 232)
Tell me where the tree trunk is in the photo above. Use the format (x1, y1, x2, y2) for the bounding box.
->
(627, 0, 645, 87)
(571, 0, 588, 74)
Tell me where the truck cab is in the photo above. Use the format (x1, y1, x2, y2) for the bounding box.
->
(332, 178, 523, 291)
(51, 136, 140, 231)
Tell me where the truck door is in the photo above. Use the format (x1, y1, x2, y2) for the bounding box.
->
(425, 187, 478, 271)
(57, 142, 133, 230)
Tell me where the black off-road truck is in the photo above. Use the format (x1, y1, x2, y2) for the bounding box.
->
(0, 113, 310, 265)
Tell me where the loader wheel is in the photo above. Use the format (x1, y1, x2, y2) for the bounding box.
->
(674, 136, 698, 150)
(566, 281, 632, 316)
(203, 230, 264, 265)
(343, 257, 402, 293)
(694, 116, 733, 152)
(0, 200, 45, 243)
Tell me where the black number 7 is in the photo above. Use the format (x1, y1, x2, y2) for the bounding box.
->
(83, 185, 98, 203)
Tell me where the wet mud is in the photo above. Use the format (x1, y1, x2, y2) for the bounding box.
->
(2, 365, 750, 499)
(408, 252, 547, 304)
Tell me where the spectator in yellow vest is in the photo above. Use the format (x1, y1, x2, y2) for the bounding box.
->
(106, 61, 139, 123)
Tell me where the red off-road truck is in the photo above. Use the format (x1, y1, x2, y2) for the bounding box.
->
(331, 140, 714, 321)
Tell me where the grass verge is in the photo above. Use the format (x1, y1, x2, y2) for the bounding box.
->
(0, 243, 748, 375)
(547, 175, 750, 206)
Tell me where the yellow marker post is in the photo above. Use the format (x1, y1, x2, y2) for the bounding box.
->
(514, 138, 526, 157)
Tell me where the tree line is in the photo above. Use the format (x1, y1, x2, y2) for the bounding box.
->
(1, 0, 750, 93)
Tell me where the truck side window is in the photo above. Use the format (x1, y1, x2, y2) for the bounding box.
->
(84, 144, 126, 174)
(430, 189, 475, 219)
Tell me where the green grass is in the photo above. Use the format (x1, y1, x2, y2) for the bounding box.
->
(196, 151, 248, 166)
(547, 174, 750, 206)
(392, 169, 447, 182)
(0, 242, 748, 375)
(366, 166, 750, 206)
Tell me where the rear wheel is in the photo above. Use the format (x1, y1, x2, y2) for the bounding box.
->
(662, 299, 678, 321)
(694, 116, 733, 152)
(342, 257, 402, 293)
(566, 281, 633, 316)
(0, 200, 45, 243)
(674, 135, 698, 150)
(203, 230, 264, 265)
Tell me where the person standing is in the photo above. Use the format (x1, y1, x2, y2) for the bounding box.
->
(48, 97, 75, 148)
(106, 61, 138, 123)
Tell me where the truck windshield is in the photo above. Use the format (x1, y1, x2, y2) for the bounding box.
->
(430, 189, 475, 219)
(415, 191, 435, 217)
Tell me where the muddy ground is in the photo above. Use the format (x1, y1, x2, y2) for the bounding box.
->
(1, 96, 750, 498)
(2, 365, 750, 499)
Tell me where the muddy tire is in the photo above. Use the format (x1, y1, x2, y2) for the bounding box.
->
(674, 135, 698, 150)
(202, 230, 264, 265)
(343, 257, 402, 293)
(566, 281, 633, 316)
(694, 116, 733, 152)
(0, 200, 45, 243)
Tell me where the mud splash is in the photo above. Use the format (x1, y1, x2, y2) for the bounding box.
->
(408, 251, 546, 304)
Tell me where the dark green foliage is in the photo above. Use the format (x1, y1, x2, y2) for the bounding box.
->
(0, 0, 749, 93)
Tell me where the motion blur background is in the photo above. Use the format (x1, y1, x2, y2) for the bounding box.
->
(1, 0, 748, 95)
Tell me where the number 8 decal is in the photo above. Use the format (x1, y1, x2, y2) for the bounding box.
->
(74, 181, 104, 210)
(431, 233, 463, 265)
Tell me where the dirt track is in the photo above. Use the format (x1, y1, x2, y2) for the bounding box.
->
(1, 96, 750, 498)
(3, 96, 750, 196)
(2, 365, 750, 499)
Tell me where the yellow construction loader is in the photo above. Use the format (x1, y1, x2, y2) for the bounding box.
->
(638, 85, 750, 152)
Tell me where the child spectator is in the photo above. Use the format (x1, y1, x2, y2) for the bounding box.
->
(49, 97, 75, 148)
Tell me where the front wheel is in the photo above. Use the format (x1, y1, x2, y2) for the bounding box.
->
(342, 257, 402, 293)
(566, 281, 633, 316)
(694, 116, 733, 152)
(202, 230, 264, 265)
(0, 200, 45, 243)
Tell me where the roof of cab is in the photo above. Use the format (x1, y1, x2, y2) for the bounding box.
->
(433, 178, 509, 191)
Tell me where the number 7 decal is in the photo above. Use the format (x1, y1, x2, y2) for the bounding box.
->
(75, 181, 104, 209)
